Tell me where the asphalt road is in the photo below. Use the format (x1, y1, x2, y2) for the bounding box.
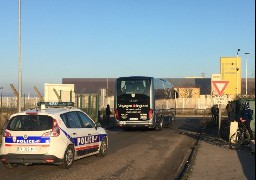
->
(0, 117, 203, 180)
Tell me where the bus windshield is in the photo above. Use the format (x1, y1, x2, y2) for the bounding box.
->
(117, 78, 151, 97)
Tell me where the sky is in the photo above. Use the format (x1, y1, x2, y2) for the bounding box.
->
(0, 0, 255, 96)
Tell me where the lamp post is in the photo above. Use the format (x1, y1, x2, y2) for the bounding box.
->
(106, 77, 109, 107)
(236, 49, 240, 97)
(107, 78, 108, 97)
(244, 52, 250, 96)
(18, 0, 22, 112)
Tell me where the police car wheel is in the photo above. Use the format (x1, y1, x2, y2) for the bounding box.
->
(99, 138, 108, 157)
(2, 163, 19, 169)
(60, 145, 74, 169)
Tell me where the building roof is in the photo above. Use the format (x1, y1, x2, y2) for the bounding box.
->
(62, 78, 255, 96)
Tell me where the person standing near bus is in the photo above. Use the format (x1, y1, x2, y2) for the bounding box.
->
(240, 101, 254, 140)
(105, 104, 111, 124)
(211, 104, 219, 125)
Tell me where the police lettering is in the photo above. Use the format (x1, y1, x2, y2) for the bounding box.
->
(77, 135, 98, 145)
(16, 139, 35, 143)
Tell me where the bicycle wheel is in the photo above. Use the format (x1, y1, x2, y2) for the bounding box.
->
(242, 130, 251, 146)
(229, 132, 237, 149)
(235, 130, 245, 149)
(229, 130, 245, 149)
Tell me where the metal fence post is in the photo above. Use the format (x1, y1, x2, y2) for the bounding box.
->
(88, 94, 91, 116)
(96, 94, 99, 123)
(23, 93, 25, 110)
(80, 94, 83, 109)
(76, 95, 79, 108)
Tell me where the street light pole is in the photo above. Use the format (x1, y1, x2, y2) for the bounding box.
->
(244, 52, 250, 96)
(236, 49, 240, 97)
(107, 78, 108, 97)
(18, 0, 22, 112)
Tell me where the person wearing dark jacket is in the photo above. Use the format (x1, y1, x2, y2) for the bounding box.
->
(211, 104, 219, 125)
(226, 101, 233, 122)
(240, 101, 254, 140)
(105, 104, 111, 123)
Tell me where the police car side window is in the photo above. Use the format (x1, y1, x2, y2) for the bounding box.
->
(77, 112, 95, 128)
(66, 112, 83, 128)
(60, 113, 69, 128)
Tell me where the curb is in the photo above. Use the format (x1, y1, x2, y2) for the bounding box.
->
(175, 118, 207, 179)
(250, 140, 255, 153)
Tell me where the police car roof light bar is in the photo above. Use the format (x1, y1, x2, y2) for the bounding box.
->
(37, 102, 75, 108)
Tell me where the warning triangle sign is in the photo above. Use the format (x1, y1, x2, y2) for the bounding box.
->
(212, 81, 229, 95)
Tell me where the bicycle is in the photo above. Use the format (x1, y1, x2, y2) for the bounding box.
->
(229, 119, 251, 150)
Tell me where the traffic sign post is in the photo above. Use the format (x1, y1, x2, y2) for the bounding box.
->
(214, 96, 227, 105)
(212, 81, 229, 139)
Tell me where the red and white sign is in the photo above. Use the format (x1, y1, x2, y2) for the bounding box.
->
(212, 81, 229, 95)
(214, 96, 227, 104)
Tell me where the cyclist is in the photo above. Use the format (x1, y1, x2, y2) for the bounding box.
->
(240, 101, 254, 140)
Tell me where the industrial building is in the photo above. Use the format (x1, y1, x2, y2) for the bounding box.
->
(220, 57, 242, 97)
(62, 77, 255, 97)
(61, 56, 254, 98)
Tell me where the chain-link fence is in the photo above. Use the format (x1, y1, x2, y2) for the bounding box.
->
(1, 94, 254, 126)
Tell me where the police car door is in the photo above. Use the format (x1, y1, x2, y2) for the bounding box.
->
(65, 112, 97, 157)
(77, 111, 99, 155)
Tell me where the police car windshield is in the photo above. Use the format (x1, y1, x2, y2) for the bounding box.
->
(7, 115, 53, 131)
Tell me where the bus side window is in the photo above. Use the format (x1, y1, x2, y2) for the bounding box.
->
(164, 88, 172, 99)
(155, 89, 165, 100)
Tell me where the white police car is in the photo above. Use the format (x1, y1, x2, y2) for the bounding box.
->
(0, 102, 108, 169)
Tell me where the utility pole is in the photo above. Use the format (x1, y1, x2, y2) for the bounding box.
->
(107, 78, 108, 97)
(244, 52, 250, 96)
(18, 0, 22, 112)
(236, 49, 240, 98)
